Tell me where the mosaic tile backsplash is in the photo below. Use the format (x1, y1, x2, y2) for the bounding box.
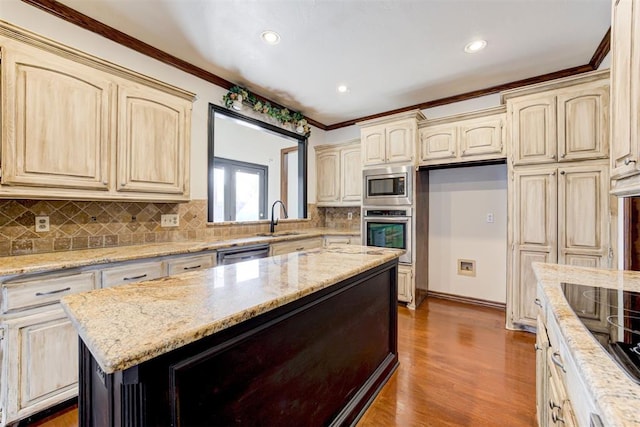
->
(0, 199, 336, 257)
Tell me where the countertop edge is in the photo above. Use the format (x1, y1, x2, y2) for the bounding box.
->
(533, 262, 640, 427)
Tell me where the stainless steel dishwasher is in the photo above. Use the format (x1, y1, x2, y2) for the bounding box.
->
(216, 244, 270, 265)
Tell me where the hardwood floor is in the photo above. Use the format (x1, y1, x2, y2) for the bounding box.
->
(27, 298, 536, 427)
(358, 297, 537, 427)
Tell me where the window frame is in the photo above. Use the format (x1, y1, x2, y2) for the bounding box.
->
(213, 157, 268, 222)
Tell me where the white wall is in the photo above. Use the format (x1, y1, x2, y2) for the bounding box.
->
(0, 0, 326, 203)
(428, 164, 508, 303)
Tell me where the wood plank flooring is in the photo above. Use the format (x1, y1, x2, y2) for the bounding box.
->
(27, 298, 536, 427)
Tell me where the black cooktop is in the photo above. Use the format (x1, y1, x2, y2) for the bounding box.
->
(561, 282, 640, 384)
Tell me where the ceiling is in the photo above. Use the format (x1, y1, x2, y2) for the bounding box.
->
(54, 0, 611, 127)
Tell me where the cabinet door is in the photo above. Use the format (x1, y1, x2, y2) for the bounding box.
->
(460, 116, 504, 158)
(558, 164, 610, 268)
(418, 125, 457, 163)
(340, 145, 362, 203)
(316, 150, 340, 204)
(117, 83, 190, 196)
(1, 44, 113, 190)
(610, 0, 638, 178)
(557, 83, 609, 162)
(386, 121, 415, 163)
(361, 125, 386, 166)
(510, 94, 557, 165)
(398, 265, 413, 303)
(4, 308, 78, 423)
(536, 316, 549, 427)
(511, 167, 557, 328)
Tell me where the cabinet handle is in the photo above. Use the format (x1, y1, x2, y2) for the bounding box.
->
(551, 351, 566, 372)
(552, 411, 565, 424)
(624, 158, 637, 166)
(534, 298, 542, 307)
(123, 274, 147, 281)
(183, 265, 202, 270)
(102, 181, 108, 185)
(534, 344, 542, 351)
(35, 287, 71, 296)
(295, 247, 305, 251)
(549, 400, 561, 410)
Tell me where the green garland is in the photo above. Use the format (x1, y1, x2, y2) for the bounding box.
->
(222, 86, 310, 136)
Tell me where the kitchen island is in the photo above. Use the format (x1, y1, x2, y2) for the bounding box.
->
(61, 245, 401, 426)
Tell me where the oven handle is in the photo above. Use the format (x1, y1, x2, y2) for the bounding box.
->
(363, 216, 411, 221)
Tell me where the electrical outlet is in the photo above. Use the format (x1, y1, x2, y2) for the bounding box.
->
(486, 213, 494, 223)
(347, 212, 353, 220)
(161, 214, 179, 227)
(35, 215, 50, 232)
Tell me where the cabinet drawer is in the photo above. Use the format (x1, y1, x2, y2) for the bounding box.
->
(101, 261, 166, 288)
(2, 271, 96, 313)
(167, 253, 216, 275)
(324, 236, 360, 246)
(270, 238, 323, 256)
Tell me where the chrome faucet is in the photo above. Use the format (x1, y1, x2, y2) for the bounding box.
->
(270, 200, 288, 233)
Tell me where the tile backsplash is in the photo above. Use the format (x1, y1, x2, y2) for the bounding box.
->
(0, 199, 329, 257)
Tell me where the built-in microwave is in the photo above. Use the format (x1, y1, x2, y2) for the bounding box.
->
(362, 165, 413, 206)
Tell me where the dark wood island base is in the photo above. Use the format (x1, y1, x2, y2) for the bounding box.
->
(78, 260, 398, 426)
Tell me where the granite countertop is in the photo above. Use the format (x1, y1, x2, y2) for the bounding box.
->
(533, 263, 640, 427)
(61, 245, 401, 374)
(0, 228, 360, 277)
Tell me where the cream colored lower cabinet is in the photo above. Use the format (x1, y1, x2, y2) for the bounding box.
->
(3, 308, 79, 424)
(270, 238, 323, 256)
(508, 161, 613, 330)
(101, 259, 167, 288)
(0, 269, 98, 425)
(398, 265, 413, 303)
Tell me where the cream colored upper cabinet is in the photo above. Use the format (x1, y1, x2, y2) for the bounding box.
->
(610, 0, 640, 195)
(361, 125, 387, 165)
(0, 24, 194, 201)
(510, 94, 557, 165)
(459, 115, 504, 158)
(1, 43, 114, 191)
(340, 145, 362, 203)
(418, 107, 505, 166)
(556, 83, 609, 162)
(418, 125, 457, 162)
(360, 112, 423, 166)
(316, 149, 340, 204)
(385, 121, 415, 164)
(316, 140, 361, 206)
(116, 82, 190, 196)
(506, 72, 609, 166)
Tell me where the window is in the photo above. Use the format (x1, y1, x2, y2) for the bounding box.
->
(213, 158, 268, 222)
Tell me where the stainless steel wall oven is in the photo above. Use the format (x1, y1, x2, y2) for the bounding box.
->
(362, 207, 412, 264)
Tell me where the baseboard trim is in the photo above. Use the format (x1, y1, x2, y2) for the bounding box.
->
(427, 291, 506, 310)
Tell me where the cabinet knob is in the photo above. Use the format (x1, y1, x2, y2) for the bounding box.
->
(624, 158, 637, 166)
(560, 171, 566, 175)
(551, 154, 556, 159)
(551, 351, 566, 372)
(560, 153, 566, 158)
(534, 298, 542, 307)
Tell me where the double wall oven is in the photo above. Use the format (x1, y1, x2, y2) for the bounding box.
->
(362, 165, 413, 264)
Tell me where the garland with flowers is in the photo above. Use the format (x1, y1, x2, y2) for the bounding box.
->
(222, 86, 311, 136)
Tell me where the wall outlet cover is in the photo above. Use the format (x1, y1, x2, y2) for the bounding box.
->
(161, 214, 179, 227)
(35, 215, 50, 232)
(458, 259, 476, 277)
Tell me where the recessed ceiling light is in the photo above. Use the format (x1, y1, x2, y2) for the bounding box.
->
(261, 30, 281, 45)
(464, 39, 487, 53)
(337, 85, 349, 93)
